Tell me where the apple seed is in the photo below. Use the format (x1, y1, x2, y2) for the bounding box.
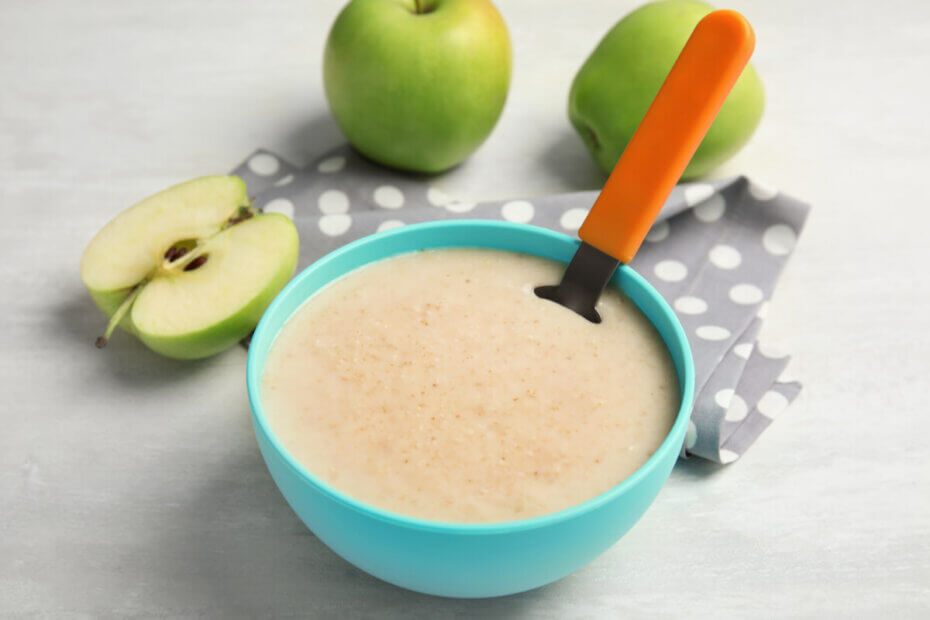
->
(184, 255, 208, 271)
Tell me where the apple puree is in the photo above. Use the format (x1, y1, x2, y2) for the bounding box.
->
(261, 248, 679, 523)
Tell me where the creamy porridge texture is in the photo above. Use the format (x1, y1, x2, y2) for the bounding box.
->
(261, 248, 679, 523)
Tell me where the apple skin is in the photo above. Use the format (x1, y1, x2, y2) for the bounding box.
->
(323, 0, 511, 173)
(133, 217, 299, 360)
(568, 0, 765, 180)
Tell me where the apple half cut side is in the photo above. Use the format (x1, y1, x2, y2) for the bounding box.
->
(80, 175, 300, 360)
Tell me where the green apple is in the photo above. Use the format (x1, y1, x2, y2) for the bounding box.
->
(80, 176, 299, 360)
(568, 0, 765, 180)
(323, 0, 511, 173)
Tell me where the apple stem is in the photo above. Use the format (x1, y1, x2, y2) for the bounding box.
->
(96, 284, 144, 349)
(226, 205, 256, 227)
(413, 0, 423, 13)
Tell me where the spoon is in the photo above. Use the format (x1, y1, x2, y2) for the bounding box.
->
(536, 10, 756, 322)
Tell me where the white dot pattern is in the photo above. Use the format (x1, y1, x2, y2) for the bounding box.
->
(501, 200, 535, 223)
(373, 185, 404, 209)
(248, 153, 280, 176)
(757, 340, 787, 359)
(559, 207, 588, 231)
(645, 221, 670, 242)
(686, 421, 698, 450)
(709, 244, 741, 269)
(693, 194, 726, 222)
(674, 296, 707, 315)
(318, 189, 349, 214)
(427, 187, 451, 207)
(377, 219, 405, 232)
(729, 283, 764, 305)
(317, 156, 346, 173)
(446, 201, 476, 213)
(262, 198, 295, 219)
(733, 343, 753, 359)
(318, 214, 351, 236)
(763, 224, 796, 255)
(748, 180, 778, 201)
(725, 394, 748, 422)
(654, 260, 688, 282)
(778, 363, 798, 384)
(684, 183, 715, 206)
(757, 390, 788, 418)
(719, 449, 739, 464)
(696, 325, 731, 341)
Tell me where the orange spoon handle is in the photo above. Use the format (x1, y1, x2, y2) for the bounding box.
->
(577, 10, 756, 264)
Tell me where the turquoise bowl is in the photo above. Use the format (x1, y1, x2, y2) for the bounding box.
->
(247, 220, 695, 598)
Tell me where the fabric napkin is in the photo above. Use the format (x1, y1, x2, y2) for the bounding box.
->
(233, 146, 809, 464)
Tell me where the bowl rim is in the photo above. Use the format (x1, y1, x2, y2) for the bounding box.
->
(247, 220, 695, 535)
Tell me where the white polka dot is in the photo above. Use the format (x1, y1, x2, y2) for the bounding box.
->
(693, 194, 726, 222)
(501, 200, 535, 223)
(709, 244, 741, 269)
(377, 219, 405, 232)
(756, 301, 770, 319)
(719, 448, 739, 464)
(685, 421, 697, 450)
(762, 224, 796, 255)
(756, 340, 787, 359)
(683, 183, 715, 206)
(248, 153, 280, 176)
(446, 201, 476, 213)
(318, 214, 352, 236)
(654, 260, 687, 282)
(274, 174, 294, 187)
(559, 207, 588, 231)
(373, 185, 404, 209)
(733, 342, 753, 359)
(426, 187, 451, 207)
(318, 189, 349, 214)
(715, 388, 734, 409)
(757, 390, 789, 419)
(729, 283, 764, 305)
(778, 363, 798, 384)
(696, 325, 731, 341)
(645, 221, 670, 242)
(317, 156, 346, 173)
(725, 394, 749, 422)
(748, 180, 778, 201)
(262, 198, 294, 219)
(674, 296, 707, 315)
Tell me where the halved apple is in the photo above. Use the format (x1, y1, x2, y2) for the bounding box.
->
(80, 175, 299, 359)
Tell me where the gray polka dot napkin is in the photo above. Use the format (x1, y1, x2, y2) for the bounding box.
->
(233, 146, 810, 465)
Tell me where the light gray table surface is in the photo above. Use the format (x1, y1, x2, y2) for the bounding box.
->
(2, 0, 928, 617)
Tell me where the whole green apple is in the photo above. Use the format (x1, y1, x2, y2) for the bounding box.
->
(569, 0, 765, 180)
(323, 0, 511, 173)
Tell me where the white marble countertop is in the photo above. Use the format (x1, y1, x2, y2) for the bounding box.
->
(2, 0, 928, 616)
